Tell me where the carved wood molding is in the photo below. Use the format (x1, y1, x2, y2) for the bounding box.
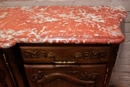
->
(31, 70, 101, 86)
(22, 49, 107, 60)
(82, 51, 107, 60)
(0, 69, 8, 87)
(23, 50, 39, 59)
(67, 71, 101, 83)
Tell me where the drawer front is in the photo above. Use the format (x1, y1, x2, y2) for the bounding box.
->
(20, 45, 110, 64)
(24, 64, 107, 87)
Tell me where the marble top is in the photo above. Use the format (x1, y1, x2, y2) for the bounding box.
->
(0, 6, 126, 48)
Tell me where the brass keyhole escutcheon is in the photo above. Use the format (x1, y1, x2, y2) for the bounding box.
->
(48, 52, 55, 58)
(75, 52, 82, 58)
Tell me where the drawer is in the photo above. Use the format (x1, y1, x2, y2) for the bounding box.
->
(24, 64, 107, 87)
(20, 45, 110, 64)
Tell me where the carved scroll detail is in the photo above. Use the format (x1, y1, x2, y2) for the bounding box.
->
(23, 50, 39, 59)
(83, 51, 107, 60)
(31, 70, 101, 86)
(23, 49, 107, 60)
(67, 71, 101, 83)
(0, 69, 8, 87)
(31, 71, 44, 82)
(23, 50, 47, 59)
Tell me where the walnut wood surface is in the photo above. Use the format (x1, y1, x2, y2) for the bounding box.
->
(0, 44, 119, 87)
(25, 64, 106, 87)
(0, 50, 15, 87)
(20, 45, 110, 64)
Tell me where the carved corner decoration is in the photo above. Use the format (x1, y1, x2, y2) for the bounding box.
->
(31, 71, 44, 82)
(0, 69, 8, 87)
(31, 70, 101, 86)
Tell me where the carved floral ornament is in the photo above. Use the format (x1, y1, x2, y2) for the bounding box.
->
(31, 70, 101, 86)
(23, 49, 107, 60)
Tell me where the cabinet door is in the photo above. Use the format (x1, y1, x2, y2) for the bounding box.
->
(25, 64, 107, 87)
(0, 50, 15, 87)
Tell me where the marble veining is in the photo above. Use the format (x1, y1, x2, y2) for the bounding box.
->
(0, 6, 126, 48)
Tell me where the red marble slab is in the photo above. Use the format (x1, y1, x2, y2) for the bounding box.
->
(0, 6, 126, 48)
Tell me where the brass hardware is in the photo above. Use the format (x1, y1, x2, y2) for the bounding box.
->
(48, 52, 55, 58)
(53, 52, 81, 64)
(75, 52, 82, 58)
(54, 61, 75, 64)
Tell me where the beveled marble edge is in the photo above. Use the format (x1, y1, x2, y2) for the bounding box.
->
(0, 6, 126, 48)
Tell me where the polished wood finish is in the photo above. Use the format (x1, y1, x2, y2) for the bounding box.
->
(0, 44, 119, 87)
(20, 45, 110, 64)
(2, 46, 29, 87)
(25, 64, 107, 87)
(21, 44, 119, 87)
(0, 49, 15, 87)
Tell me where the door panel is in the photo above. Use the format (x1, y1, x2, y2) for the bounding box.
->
(25, 64, 107, 87)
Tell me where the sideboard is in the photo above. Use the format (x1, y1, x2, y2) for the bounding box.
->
(0, 6, 126, 87)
